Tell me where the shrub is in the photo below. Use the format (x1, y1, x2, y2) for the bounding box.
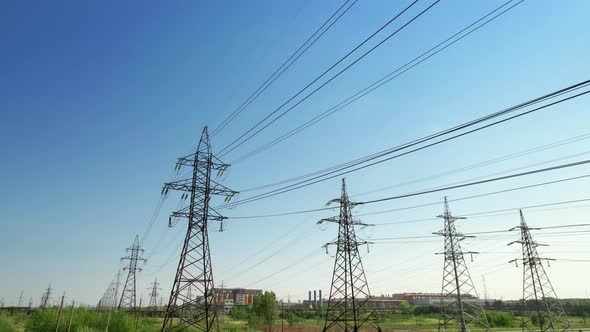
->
(485, 311, 516, 327)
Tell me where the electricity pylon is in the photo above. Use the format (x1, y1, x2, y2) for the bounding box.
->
(114, 269, 122, 307)
(101, 280, 117, 308)
(148, 278, 161, 309)
(320, 178, 379, 332)
(119, 235, 146, 310)
(161, 126, 237, 332)
(508, 210, 571, 332)
(16, 290, 24, 307)
(40, 284, 52, 309)
(434, 197, 489, 332)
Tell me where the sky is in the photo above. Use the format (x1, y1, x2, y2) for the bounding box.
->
(1, 0, 590, 307)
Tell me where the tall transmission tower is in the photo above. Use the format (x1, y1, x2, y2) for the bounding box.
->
(101, 280, 117, 309)
(481, 275, 490, 308)
(118, 235, 146, 310)
(148, 278, 161, 309)
(16, 290, 24, 307)
(508, 210, 571, 332)
(319, 178, 379, 332)
(161, 126, 237, 332)
(40, 284, 52, 309)
(434, 197, 489, 332)
(114, 269, 122, 307)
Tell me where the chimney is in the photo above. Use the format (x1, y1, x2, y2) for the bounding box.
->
(308, 291, 312, 304)
(314, 290, 317, 306)
(319, 290, 322, 305)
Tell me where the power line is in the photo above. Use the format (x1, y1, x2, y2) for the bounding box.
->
(368, 223, 590, 241)
(218, 0, 438, 156)
(232, 0, 525, 164)
(223, 81, 590, 207)
(352, 132, 590, 198)
(211, 0, 358, 137)
(557, 259, 590, 263)
(372, 202, 590, 226)
(358, 159, 590, 205)
(227, 173, 590, 219)
(368, 229, 590, 243)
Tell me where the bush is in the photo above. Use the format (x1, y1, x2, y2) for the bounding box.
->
(413, 306, 440, 316)
(230, 307, 250, 320)
(485, 311, 516, 327)
(0, 314, 19, 332)
(24, 307, 160, 332)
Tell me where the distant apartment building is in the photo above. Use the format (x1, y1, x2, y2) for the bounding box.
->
(213, 288, 262, 306)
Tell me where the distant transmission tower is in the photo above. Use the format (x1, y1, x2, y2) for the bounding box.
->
(148, 278, 161, 309)
(114, 269, 122, 307)
(101, 280, 117, 309)
(320, 178, 379, 332)
(161, 126, 237, 332)
(434, 197, 489, 332)
(508, 210, 572, 332)
(118, 235, 146, 310)
(40, 284, 52, 309)
(16, 290, 24, 307)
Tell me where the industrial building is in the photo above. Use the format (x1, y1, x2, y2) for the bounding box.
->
(213, 288, 262, 306)
(391, 292, 482, 306)
(302, 289, 323, 307)
(313, 293, 485, 309)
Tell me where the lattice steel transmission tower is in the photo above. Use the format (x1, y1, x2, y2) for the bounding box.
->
(434, 197, 489, 332)
(320, 178, 379, 332)
(100, 280, 117, 309)
(16, 290, 24, 307)
(119, 235, 146, 310)
(508, 210, 571, 332)
(161, 126, 237, 332)
(148, 278, 161, 309)
(40, 284, 52, 309)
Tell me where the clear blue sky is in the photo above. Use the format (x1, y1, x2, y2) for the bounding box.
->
(1, 0, 590, 306)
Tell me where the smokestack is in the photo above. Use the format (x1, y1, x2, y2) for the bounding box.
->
(319, 290, 322, 305)
(314, 290, 317, 305)
(308, 291, 312, 303)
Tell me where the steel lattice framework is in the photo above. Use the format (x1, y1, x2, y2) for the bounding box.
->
(321, 178, 379, 332)
(119, 235, 146, 310)
(100, 280, 117, 309)
(40, 284, 52, 309)
(509, 210, 571, 332)
(148, 278, 161, 309)
(162, 127, 237, 332)
(434, 198, 489, 332)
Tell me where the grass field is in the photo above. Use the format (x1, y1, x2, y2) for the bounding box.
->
(1, 309, 588, 332)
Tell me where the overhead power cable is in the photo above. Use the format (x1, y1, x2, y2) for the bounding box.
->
(369, 229, 590, 243)
(369, 224, 590, 241)
(211, 0, 358, 137)
(373, 202, 590, 226)
(233, 80, 590, 195)
(358, 159, 590, 205)
(232, 0, 525, 164)
(352, 132, 590, 198)
(222, 82, 590, 207)
(227, 174, 590, 220)
(218, 0, 438, 156)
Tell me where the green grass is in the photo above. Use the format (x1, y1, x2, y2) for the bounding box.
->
(0, 313, 23, 332)
(1, 310, 588, 332)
